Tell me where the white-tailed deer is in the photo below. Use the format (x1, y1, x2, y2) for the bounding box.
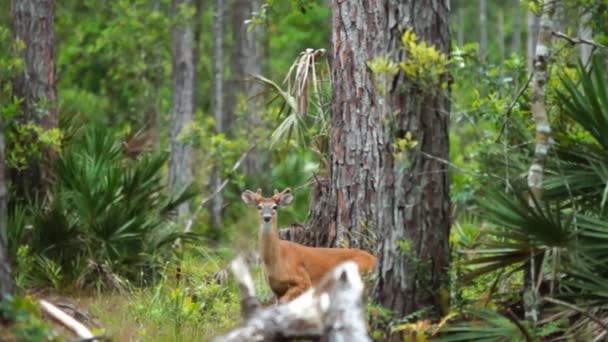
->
(241, 188, 377, 303)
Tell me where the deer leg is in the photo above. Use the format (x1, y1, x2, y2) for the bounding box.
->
(278, 268, 311, 304)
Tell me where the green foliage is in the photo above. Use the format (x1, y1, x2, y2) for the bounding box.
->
(129, 251, 240, 340)
(9, 126, 198, 289)
(450, 55, 608, 339)
(0, 295, 61, 342)
(400, 29, 449, 88)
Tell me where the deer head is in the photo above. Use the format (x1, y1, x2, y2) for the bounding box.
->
(241, 188, 294, 230)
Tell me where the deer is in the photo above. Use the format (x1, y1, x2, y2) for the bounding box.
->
(241, 188, 377, 303)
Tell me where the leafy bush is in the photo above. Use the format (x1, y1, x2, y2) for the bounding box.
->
(9, 126, 198, 289)
(443, 56, 608, 340)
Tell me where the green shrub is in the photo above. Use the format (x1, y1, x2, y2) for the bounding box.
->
(9, 126, 198, 290)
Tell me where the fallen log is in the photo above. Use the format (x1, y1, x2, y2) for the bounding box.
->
(212, 256, 371, 342)
(39, 299, 95, 341)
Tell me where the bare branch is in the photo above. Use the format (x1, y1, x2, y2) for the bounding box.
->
(552, 31, 606, 49)
(496, 71, 535, 142)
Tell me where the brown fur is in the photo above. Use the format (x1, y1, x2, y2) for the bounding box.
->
(242, 188, 377, 303)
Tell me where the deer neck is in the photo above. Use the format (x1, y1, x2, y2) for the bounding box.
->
(258, 216, 282, 274)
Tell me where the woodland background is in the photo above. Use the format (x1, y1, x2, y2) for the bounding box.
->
(1, 0, 608, 341)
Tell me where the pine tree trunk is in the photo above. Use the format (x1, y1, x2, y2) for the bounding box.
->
(11, 0, 57, 197)
(498, 12, 505, 64)
(511, 0, 521, 55)
(229, 0, 269, 179)
(373, 1, 451, 335)
(143, 0, 163, 150)
(457, 8, 464, 47)
(169, 0, 195, 219)
(0, 117, 13, 300)
(209, 0, 225, 231)
(479, 0, 487, 61)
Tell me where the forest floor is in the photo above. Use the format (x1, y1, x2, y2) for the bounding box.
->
(18, 252, 274, 341)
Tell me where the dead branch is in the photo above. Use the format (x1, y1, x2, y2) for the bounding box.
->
(496, 71, 535, 142)
(543, 297, 608, 333)
(212, 257, 371, 342)
(40, 299, 95, 341)
(552, 31, 606, 49)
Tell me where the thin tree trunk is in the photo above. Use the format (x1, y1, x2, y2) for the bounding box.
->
(11, 0, 57, 197)
(579, 10, 593, 69)
(526, 12, 540, 73)
(373, 1, 451, 337)
(209, 0, 225, 231)
(144, 0, 163, 150)
(0, 117, 13, 300)
(479, 0, 487, 61)
(525, 0, 556, 325)
(229, 0, 268, 179)
(511, 0, 521, 55)
(498, 11, 505, 64)
(169, 0, 195, 220)
(457, 8, 464, 47)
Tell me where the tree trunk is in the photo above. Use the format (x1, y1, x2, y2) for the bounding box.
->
(373, 1, 451, 338)
(0, 117, 13, 300)
(143, 0, 163, 150)
(11, 0, 57, 197)
(229, 0, 269, 179)
(526, 12, 540, 73)
(524, 0, 556, 325)
(498, 11, 505, 64)
(511, 0, 521, 55)
(169, 0, 195, 219)
(479, 0, 487, 61)
(209, 0, 225, 231)
(457, 8, 464, 47)
(579, 10, 593, 69)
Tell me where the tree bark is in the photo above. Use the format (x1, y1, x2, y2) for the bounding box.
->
(524, 0, 556, 325)
(169, 0, 195, 219)
(11, 0, 57, 197)
(209, 0, 225, 231)
(0, 116, 13, 300)
(373, 1, 451, 337)
(479, 0, 487, 61)
(526, 12, 540, 73)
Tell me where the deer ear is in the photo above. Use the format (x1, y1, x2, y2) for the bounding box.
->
(241, 190, 258, 207)
(278, 188, 294, 207)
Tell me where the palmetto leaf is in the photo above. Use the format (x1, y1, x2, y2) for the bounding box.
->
(435, 310, 531, 342)
(461, 189, 572, 281)
(556, 56, 608, 151)
(22, 126, 197, 289)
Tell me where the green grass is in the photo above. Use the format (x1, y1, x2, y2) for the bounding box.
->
(34, 246, 274, 342)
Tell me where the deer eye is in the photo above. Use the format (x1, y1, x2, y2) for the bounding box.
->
(272, 205, 278, 210)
